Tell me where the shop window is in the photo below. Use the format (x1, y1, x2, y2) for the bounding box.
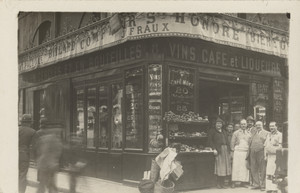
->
(87, 87, 96, 148)
(75, 89, 85, 137)
(99, 85, 109, 148)
(74, 80, 124, 150)
(125, 67, 144, 150)
(18, 89, 24, 124)
(254, 105, 266, 125)
(251, 82, 269, 127)
(111, 83, 123, 150)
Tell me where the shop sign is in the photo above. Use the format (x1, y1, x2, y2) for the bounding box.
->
(162, 39, 285, 76)
(148, 64, 163, 153)
(19, 21, 126, 73)
(127, 13, 288, 58)
(19, 13, 288, 74)
(169, 67, 195, 115)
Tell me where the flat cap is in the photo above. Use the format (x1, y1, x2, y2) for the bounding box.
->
(246, 116, 255, 121)
(216, 117, 224, 124)
(21, 114, 32, 122)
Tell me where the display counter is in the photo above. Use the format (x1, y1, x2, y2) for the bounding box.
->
(175, 152, 215, 191)
(163, 112, 215, 190)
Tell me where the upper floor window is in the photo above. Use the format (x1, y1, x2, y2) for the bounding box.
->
(32, 21, 51, 46)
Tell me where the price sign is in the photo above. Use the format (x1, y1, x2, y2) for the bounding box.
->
(148, 64, 163, 153)
(272, 79, 285, 124)
(169, 67, 195, 115)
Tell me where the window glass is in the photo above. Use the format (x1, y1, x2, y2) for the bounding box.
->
(111, 83, 123, 150)
(75, 89, 85, 137)
(18, 89, 24, 124)
(87, 88, 96, 148)
(125, 68, 143, 149)
(99, 85, 109, 148)
(39, 90, 46, 118)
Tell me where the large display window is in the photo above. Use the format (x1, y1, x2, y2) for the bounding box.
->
(87, 87, 96, 148)
(125, 67, 144, 150)
(111, 83, 123, 150)
(98, 85, 109, 149)
(73, 79, 123, 150)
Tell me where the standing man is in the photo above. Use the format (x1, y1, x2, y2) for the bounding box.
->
(246, 116, 256, 133)
(265, 121, 282, 193)
(208, 117, 231, 189)
(19, 114, 36, 193)
(249, 121, 269, 190)
(231, 119, 251, 188)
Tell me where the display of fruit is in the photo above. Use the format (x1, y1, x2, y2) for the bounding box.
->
(163, 111, 209, 123)
(179, 143, 213, 153)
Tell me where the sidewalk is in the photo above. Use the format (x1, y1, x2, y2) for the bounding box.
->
(26, 167, 139, 193)
(26, 167, 260, 193)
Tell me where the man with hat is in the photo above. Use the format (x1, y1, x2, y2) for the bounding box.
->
(19, 114, 36, 193)
(208, 117, 231, 188)
(246, 116, 256, 133)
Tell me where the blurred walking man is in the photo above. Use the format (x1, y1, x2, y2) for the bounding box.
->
(35, 121, 63, 193)
(19, 114, 36, 193)
(249, 121, 269, 191)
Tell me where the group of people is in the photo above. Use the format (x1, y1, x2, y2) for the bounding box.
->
(208, 116, 282, 193)
(19, 114, 85, 193)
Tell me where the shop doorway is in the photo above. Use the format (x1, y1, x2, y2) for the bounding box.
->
(198, 79, 249, 126)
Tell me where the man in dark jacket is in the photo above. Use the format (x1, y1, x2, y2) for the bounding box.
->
(19, 114, 36, 193)
(35, 120, 63, 193)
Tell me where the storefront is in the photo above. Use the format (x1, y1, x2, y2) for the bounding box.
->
(19, 13, 288, 190)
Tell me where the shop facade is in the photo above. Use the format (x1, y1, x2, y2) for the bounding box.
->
(19, 13, 288, 190)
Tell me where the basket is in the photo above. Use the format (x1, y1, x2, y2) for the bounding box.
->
(138, 180, 155, 193)
(154, 180, 175, 193)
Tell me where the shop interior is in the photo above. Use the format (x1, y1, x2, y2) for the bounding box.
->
(198, 79, 249, 126)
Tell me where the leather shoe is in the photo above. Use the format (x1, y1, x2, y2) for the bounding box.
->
(222, 185, 227, 189)
(251, 186, 260, 190)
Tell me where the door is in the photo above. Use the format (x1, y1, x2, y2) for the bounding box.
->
(199, 79, 248, 124)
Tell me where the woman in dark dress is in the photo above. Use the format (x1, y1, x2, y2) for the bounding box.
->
(208, 117, 231, 188)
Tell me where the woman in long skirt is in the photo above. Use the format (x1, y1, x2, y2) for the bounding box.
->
(208, 117, 231, 189)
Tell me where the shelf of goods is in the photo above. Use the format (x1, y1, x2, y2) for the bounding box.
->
(164, 119, 215, 190)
